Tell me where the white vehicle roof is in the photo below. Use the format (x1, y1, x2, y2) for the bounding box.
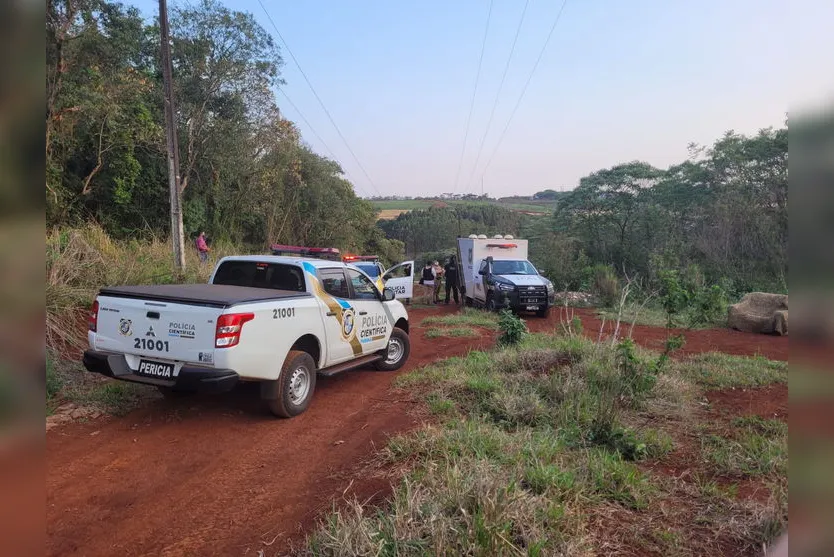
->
(215, 255, 373, 279)
(216, 255, 347, 268)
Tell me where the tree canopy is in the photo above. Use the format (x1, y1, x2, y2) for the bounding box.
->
(46, 0, 402, 261)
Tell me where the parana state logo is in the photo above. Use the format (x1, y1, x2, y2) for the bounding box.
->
(118, 318, 133, 336)
(341, 308, 356, 341)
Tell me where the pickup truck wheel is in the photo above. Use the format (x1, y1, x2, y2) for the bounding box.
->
(268, 350, 317, 418)
(375, 327, 410, 371)
(536, 307, 550, 318)
(485, 295, 497, 312)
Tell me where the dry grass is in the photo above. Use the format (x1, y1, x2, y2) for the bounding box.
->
(376, 209, 411, 220)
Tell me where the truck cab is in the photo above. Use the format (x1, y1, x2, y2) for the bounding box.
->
(458, 235, 555, 317)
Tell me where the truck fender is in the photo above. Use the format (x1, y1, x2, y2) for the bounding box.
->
(394, 318, 409, 334)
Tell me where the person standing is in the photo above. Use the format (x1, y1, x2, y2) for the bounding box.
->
(444, 255, 460, 305)
(195, 231, 210, 264)
(419, 261, 435, 286)
(431, 260, 444, 304)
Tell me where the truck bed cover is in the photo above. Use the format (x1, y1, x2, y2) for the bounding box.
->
(98, 284, 311, 308)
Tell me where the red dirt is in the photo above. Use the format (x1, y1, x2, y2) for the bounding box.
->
(526, 307, 788, 361)
(706, 383, 788, 422)
(46, 304, 782, 556)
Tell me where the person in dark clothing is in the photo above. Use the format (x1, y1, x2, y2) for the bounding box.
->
(444, 255, 460, 304)
(419, 261, 435, 287)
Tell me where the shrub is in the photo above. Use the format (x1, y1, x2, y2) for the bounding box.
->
(497, 310, 527, 346)
(687, 283, 729, 327)
(585, 264, 620, 307)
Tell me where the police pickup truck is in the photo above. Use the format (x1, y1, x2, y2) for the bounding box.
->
(83, 255, 411, 418)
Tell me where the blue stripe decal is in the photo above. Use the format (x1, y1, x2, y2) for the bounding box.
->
(335, 298, 351, 309)
(302, 261, 317, 275)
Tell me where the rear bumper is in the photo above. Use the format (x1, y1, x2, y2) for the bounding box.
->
(82, 350, 239, 393)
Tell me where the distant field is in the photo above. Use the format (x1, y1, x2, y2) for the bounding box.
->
(377, 209, 410, 220)
(371, 198, 555, 216)
(372, 199, 436, 210)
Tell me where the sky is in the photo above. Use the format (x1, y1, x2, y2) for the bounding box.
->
(134, 0, 834, 198)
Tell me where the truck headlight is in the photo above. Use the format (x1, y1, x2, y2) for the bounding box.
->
(497, 282, 515, 292)
(546, 281, 554, 293)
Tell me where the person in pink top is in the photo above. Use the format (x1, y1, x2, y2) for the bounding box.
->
(195, 231, 210, 264)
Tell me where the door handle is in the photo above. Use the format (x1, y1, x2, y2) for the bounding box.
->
(326, 311, 336, 316)
(359, 311, 368, 315)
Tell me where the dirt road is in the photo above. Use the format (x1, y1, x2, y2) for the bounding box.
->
(46, 306, 786, 556)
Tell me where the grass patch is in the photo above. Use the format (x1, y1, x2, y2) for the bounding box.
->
(300, 333, 788, 555)
(596, 299, 729, 330)
(420, 308, 500, 330)
(677, 352, 787, 388)
(47, 350, 155, 417)
(424, 326, 479, 339)
(701, 417, 787, 477)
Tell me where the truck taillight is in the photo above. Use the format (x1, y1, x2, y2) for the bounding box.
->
(215, 312, 255, 348)
(88, 300, 99, 332)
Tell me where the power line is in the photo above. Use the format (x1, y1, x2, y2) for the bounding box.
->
(256, 0, 381, 197)
(464, 0, 530, 192)
(277, 88, 369, 197)
(451, 0, 494, 194)
(477, 0, 569, 181)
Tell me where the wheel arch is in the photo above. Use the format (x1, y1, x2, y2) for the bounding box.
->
(394, 318, 409, 334)
(290, 334, 322, 368)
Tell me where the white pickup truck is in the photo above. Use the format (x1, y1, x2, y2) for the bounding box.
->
(83, 256, 411, 418)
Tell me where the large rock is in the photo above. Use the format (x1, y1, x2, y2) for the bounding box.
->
(728, 292, 788, 335)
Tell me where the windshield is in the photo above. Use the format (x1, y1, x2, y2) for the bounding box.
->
(492, 260, 538, 275)
(354, 262, 380, 278)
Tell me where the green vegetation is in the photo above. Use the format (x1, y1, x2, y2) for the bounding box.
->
(378, 204, 527, 258)
(497, 310, 527, 346)
(533, 129, 787, 295)
(424, 327, 479, 339)
(370, 197, 557, 214)
(701, 417, 787, 477)
(47, 0, 402, 263)
(47, 350, 154, 416)
(676, 353, 787, 388)
(421, 308, 500, 330)
(301, 333, 788, 555)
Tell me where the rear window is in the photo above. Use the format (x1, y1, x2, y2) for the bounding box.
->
(213, 261, 306, 292)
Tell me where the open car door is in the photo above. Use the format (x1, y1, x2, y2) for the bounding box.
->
(382, 260, 414, 300)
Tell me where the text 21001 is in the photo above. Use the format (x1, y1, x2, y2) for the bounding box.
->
(134, 338, 170, 352)
(273, 307, 295, 319)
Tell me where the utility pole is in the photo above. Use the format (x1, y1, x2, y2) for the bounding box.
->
(159, 0, 186, 273)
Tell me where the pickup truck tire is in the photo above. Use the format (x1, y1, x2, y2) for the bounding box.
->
(485, 295, 497, 312)
(536, 307, 550, 318)
(268, 350, 317, 418)
(374, 327, 410, 371)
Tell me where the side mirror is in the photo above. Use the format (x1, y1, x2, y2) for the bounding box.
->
(382, 287, 396, 301)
